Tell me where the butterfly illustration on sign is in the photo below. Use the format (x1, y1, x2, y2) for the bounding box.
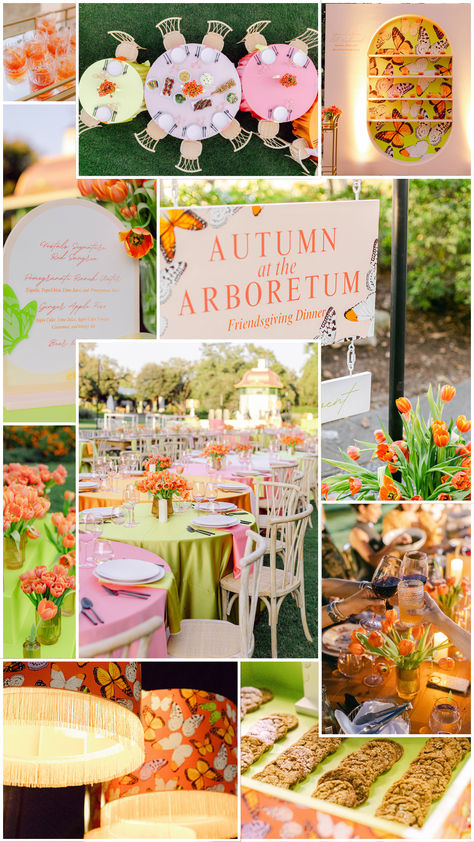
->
(3, 285, 37, 355)
(319, 238, 378, 345)
(160, 209, 207, 263)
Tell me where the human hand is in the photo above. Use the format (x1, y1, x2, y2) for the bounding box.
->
(338, 585, 386, 620)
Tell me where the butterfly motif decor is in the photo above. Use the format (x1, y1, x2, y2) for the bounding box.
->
(3, 284, 37, 355)
(368, 15, 452, 162)
(319, 238, 378, 345)
(160, 209, 207, 263)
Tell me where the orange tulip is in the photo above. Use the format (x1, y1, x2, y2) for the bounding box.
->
(346, 445, 360, 461)
(456, 415, 471, 433)
(440, 384, 456, 402)
(374, 429, 386, 443)
(438, 493, 452, 500)
(64, 490, 75, 502)
(411, 495, 423, 500)
(348, 642, 364, 655)
(321, 482, 329, 499)
(411, 625, 424, 640)
(119, 227, 154, 258)
(368, 631, 383, 648)
(451, 471, 470, 490)
(37, 599, 58, 620)
(397, 639, 415, 656)
(62, 532, 75, 548)
(379, 477, 401, 501)
(433, 430, 450, 447)
(349, 477, 362, 495)
(350, 628, 364, 643)
(77, 179, 95, 197)
(105, 179, 129, 203)
(396, 397, 411, 414)
(438, 583, 449, 595)
(26, 526, 40, 539)
(90, 180, 109, 201)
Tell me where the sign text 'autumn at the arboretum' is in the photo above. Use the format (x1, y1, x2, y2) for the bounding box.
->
(159, 199, 380, 340)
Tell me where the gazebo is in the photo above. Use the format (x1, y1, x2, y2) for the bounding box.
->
(234, 359, 283, 422)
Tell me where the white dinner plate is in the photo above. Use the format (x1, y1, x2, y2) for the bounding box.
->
(191, 514, 239, 528)
(80, 506, 119, 519)
(232, 470, 261, 477)
(93, 567, 164, 586)
(94, 558, 163, 582)
(321, 622, 355, 655)
(192, 501, 237, 512)
(217, 483, 249, 492)
(78, 481, 99, 490)
(79, 472, 99, 480)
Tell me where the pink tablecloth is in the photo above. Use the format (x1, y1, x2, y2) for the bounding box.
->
(78, 542, 171, 657)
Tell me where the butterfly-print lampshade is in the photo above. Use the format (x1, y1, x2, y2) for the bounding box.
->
(97, 689, 238, 839)
(3, 661, 144, 788)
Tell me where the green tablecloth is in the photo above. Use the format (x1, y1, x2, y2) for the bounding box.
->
(4, 515, 76, 659)
(99, 502, 256, 620)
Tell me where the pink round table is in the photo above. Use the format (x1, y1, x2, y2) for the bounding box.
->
(238, 44, 318, 122)
(145, 43, 241, 140)
(78, 542, 172, 658)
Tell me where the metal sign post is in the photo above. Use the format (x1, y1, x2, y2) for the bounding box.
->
(388, 180, 409, 442)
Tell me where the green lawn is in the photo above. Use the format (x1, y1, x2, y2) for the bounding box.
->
(78, 2, 318, 176)
(4, 447, 75, 512)
(253, 507, 318, 658)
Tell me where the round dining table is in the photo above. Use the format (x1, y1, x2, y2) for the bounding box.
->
(79, 57, 146, 123)
(144, 43, 241, 140)
(78, 541, 180, 658)
(238, 44, 318, 123)
(94, 504, 256, 619)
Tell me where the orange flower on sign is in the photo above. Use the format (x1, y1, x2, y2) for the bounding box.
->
(119, 227, 154, 259)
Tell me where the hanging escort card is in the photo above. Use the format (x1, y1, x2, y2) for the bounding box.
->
(321, 372, 372, 424)
(159, 199, 380, 340)
(4, 199, 140, 412)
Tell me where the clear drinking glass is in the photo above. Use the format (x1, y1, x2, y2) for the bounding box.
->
(206, 482, 218, 513)
(92, 538, 114, 565)
(111, 506, 126, 525)
(78, 513, 103, 567)
(3, 36, 26, 81)
(337, 652, 363, 678)
(429, 697, 462, 733)
(122, 484, 139, 527)
(398, 578, 425, 626)
(193, 481, 206, 513)
(401, 550, 429, 584)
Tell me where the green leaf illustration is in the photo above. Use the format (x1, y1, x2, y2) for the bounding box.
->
(209, 710, 222, 725)
(3, 284, 37, 355)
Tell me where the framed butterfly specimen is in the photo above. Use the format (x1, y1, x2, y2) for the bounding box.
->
(367, 16, 452, 162)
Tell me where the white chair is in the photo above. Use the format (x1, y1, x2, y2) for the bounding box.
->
(253, 480, 299, 537)
(167, 532, 266, 658)
(299, 454, 317, 525)
(221, 499, 313, 658)
(79, 615, 164, 658)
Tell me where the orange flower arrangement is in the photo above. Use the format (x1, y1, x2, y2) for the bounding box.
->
(143, 454, 172, 472)
(136, 470, 191, 500)
(202, 444, 231, 458)
(280, 434, 304, 449)
(234, 442, 254, 453)
(356, 619, 444, 670)
(3, 485, 50, 543)
(323, 384, 470, 500)
(3, 462, 67, 495)
(19, 563, 75, 614)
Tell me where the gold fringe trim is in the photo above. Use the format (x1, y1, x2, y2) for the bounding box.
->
(85, 821, 196, 839)
(4, 688, 144, 788)
(101, 792, 238, 839)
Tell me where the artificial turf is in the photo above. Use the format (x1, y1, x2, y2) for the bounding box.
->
(78, 3, 318, 177)
(253, 508, 318, 658)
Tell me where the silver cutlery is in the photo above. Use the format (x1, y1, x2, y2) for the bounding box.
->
(101, 585, 151, 599)
(186, 525, 214, 536)
(356, 702, 411, 726)
(81, 597, 104, 623)
(81, 608, 98, 625)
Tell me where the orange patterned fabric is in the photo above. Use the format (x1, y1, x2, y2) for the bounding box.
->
(104, 688, 237, 801)
(241, 787, 397, 839)
(3, 661, 141, 716)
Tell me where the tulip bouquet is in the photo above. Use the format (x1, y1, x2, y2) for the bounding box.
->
(143, 454, 172, 472)
(234, 442, 254, 453)
(202, 442, 231, 471)
(44, 502, 76, 576)
(350, 621, 445, 670)
(427, 576, 469, 621)
(3, 485, 51, 549)
(280, 433, 305, 450)
(77, 179, 156, 334)
(322, 105, 342, 126)
(136, 470, 191, 501)
(3, 462, 67, 496)
(322, 384, 471, 501)
(19, 564, 76, 634)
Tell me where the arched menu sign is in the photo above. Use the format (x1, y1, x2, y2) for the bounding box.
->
(4, 199, 140, 411)
(367, 15, 452, 163)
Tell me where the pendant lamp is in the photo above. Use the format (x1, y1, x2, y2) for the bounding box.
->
(4, 661, 145, 788)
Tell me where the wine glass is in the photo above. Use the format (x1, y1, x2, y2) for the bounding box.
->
(363, 654, 389, 688)
(122, 484, 139, 527)
(206, 482, 218, 514)
(92, 538, 115, 566)
(78, 512, 102, 567)
(337, 652, 363, 678)
(193, 481, 206, 513)
(372, 555, 401, 603)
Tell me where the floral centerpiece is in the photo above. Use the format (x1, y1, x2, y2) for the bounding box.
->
(77, 179, 156, 334)
(322, 105, 342, 127)
(322, 384, 471, 501)
(350, 614, 446, 700)
(202, 443, 230, 472)
(136, 470, 191, 520)
(19, 564, 75, 646)
(234, 442, 254, 453)
(280, 433, 304, 452)
(426, 576, 469, 621)
(143, 454, 172, 472)
(3, 485, 51, 569)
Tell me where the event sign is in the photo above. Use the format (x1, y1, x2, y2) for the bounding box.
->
(159, 200, 380, 340)
(3, 199, 140, 411)
(321, 372, 372, 424)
